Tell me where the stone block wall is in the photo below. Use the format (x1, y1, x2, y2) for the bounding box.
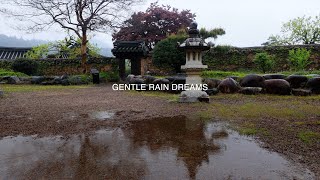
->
(203, 44, 320, 71)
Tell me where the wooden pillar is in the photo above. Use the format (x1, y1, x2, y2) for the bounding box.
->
(119, 58, 126, 81)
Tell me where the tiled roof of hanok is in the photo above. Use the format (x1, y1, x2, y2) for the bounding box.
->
(112, 41, 149, 57)
(0, 47, 31, 61)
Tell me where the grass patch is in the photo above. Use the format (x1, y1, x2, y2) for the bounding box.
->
(201, 70, 320, 80)
(279, 70, 320, 77)
(209, 94, 320, 120)
(0, 68, 28, 77)
(201, 70, 250, 79)
(239, 128, 258, 136)
(210, 101, 307, 120)
(197, 110, 213, 121)
(294, 121, 320, 126)
(298, 131, 320, 144)
(1, 84, 90, 93)
(238, 125, 269, 136)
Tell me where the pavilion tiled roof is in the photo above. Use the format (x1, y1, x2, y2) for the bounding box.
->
(112, 41, 149, 57)
(0, 47, 31, 61)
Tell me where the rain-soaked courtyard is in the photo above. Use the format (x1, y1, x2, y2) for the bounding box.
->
(1, 85, 320, 179)
(0, 116, 315, 179)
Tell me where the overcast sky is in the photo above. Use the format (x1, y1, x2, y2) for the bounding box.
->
(0, 0, 319, 48)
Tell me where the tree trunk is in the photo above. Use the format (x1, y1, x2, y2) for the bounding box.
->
(81, 31, 88, 74)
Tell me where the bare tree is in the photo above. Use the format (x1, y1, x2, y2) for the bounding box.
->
(2, 0, 144, 72)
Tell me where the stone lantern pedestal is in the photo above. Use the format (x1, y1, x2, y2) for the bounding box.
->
(178, 22, 210, 103)
(179, 69, 209, 103)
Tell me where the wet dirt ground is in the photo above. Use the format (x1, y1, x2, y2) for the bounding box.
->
(0, 84, 319, 179)
(0, 116, 314, 179)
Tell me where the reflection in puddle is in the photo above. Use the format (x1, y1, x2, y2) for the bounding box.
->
(0, 116, 315, 179)
(88, 111, 115, 120)
(62, 111, 115, 121)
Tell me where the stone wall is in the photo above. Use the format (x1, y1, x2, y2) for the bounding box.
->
(40, 58, 117, 75)
(0, 57, 117, 76)
(203, 45, 320, 71)
(141, 54, 175, 75)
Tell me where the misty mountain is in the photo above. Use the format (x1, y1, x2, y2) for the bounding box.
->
(0, 34, 49, 47)
(100, 48, 114, 57)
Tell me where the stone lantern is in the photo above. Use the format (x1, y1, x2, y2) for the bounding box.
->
(178, 22, 210, 103)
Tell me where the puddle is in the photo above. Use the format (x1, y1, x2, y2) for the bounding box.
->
(62, 111, 115, 121)
(88, 111, 115, 120)
(0, 116, 315, 179)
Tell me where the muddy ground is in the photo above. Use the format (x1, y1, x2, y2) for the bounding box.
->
(0, 84, 319, 177)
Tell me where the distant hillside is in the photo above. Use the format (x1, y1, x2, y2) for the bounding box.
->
(0, 34, 49, 47)
(0, 34, 114, 57)
(100, 48, 114, 57)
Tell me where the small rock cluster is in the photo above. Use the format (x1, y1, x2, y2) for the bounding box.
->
(210, 74, 320, 96)
(126, 74, 186, 93)
(0, 75, 90, 86)
(126, 73, 320, 96)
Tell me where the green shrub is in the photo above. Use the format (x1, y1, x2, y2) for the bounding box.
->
(0, 61, 13, 70)
(100, 71, 119, 82)
(152, 33, 187, 73)
(212, 45, 232, 54)
(288, 48, 311, 71)
(0, 68, 28, 77)
(68, 75, 91, 85)
(11, 59, 39, 75)
(107, 72, 120, 82)
(253, 52, 275, 73)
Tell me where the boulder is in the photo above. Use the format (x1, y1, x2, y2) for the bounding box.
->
(144, 75, 156, 84)
(31, 76, 46, 84)
(152, 78, 170, 85)
(61, 79, 70, 86)
(228, 76, 239, 81)
(19, 77, 32, 84)
(239, 87, 262, 95)
(264, 79, 291, 95)
(126, 74, 135, 83)
(198, 96, 210, 103)
(179, 90, 209, 103)
(306, 77, 320, 94)
(68, 76, 89, 85)
(7, 76, 20, 84)
(39, 76, 62, 85)
(41, 81, 54, 85)
(176, 73, 187, 77)
(1, 76, 10, 81)
(292, 89, 312, 96)
(218, 78, 241, 93)
(203, 78, 221, 89)
(61, 74, 69, 80)
(129, 78, 145, 84)
(205, 88, 219, 96)
(52, 77, 63, 84)
(240, 74, 265, 88)
(263, 74, 286, 80)
(169, 76, 186, 85)
(285, 75, 308, 88)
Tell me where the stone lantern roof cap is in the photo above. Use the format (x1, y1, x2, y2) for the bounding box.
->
(179, 21, 210, 50)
